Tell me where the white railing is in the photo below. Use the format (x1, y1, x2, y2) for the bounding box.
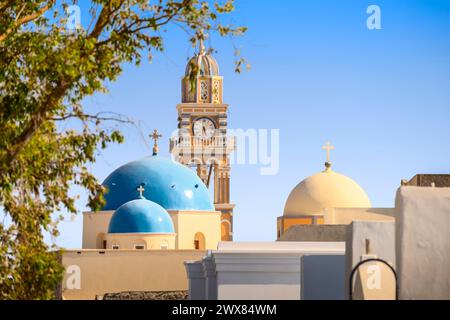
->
(170, 135, 236, 150)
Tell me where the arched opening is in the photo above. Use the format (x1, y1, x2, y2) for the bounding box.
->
(194, 232, 206, 250)
(221, 220, 231, 241)
(96, 232, 106, 249)
(205, 157, 221, 166)
(188, 157, 204, 168)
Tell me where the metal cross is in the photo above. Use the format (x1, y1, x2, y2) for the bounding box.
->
(322, 141, 335, 163)
(150, 129, 162, 155)
(137, 185, 145, 198)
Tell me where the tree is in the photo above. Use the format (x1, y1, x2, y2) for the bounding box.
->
(0, 0, 246, 299)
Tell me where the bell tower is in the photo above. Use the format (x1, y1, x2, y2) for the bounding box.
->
(170, 38, 235, 241)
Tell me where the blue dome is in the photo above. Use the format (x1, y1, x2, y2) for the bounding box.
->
(102, 156, 214, 211)
(108, 198, 175, 234)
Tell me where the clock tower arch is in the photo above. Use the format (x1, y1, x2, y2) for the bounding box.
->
(170, 38, 236, 241)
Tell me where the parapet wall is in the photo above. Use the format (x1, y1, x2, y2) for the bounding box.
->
(61, 249, 205, 300)
(396, 186, 450, 299)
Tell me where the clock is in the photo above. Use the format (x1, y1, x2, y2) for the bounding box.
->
(193, 117, 216, 139)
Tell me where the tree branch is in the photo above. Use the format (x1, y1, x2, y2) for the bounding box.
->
(0, 1, 55, 42)
(50, 112, 134, 125)
(4, 79, 69, 168)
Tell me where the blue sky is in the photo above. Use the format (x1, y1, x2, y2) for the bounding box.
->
(56, 0, 450, 248)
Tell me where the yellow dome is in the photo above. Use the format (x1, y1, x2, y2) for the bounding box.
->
(283, 168, 371, 217)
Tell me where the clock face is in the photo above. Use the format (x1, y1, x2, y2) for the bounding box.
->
(193, 117, 216, 139)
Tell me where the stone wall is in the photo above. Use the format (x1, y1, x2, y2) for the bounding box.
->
(278, 225, 348, 242)
(402, 174, 450, 187)
(101, 291, 188, 300)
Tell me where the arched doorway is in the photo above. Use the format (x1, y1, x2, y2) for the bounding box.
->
(96, 232, 106, 249)
(194, 232, 206, 250)
(221, 220, 231, 241)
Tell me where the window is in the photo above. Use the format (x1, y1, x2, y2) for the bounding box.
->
(194, 232, 206, 250)
(134, 244, 145, 250)
(221, 220, 231, 241)
(96, 232, 106, 249)
(112, 245, 120, 250)
(200, 80, 208, 102)
(213, 79, 220, 103)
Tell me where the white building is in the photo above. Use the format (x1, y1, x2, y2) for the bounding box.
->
(186, 165, 450, 300)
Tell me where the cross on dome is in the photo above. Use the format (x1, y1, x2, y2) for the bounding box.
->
(322, 141, 334, 162)
(183, 30, 219, 82)
(322, 141, 335, 170)
(151, 129, 162, 156)
(197, 29, 207, 55)
(137, 185, 145, 198)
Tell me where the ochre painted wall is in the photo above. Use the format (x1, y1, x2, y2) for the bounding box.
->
(220, 212, 233, 241)
(324, 208, 395, 224)
(277, 208, 394, 239)
(82, 211, 113, 249)
(61, 250, 205, 300)
(83, 210, 222, 250)
(170, 210, 221, 250)
(277, 216, 324, 238)
(105, 233, 176, 250)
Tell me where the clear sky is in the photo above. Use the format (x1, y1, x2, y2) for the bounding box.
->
(55, 0, 450, 248)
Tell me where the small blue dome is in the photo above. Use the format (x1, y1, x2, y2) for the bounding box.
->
(102, 156, 214, 211)
(108, 198, 175, 234)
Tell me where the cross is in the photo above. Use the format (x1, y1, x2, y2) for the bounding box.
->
(322, 141, 334, 163)
(198, 29, 206, 54)
(150, 129, 162, 156)
(137, 185, 145, 198)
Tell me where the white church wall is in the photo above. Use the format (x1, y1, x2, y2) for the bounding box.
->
(345, 220, 396, 299)
(202, 255, 217, 300)
(301, 255, 346, 300)
(395, 186, 450, 299)
(216, 241, 345, 253)
(210, 242, 345, 300)
(184, 260, 206, 300)
(214, 252, 302, 300)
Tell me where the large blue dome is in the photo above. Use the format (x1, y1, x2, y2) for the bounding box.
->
(108, 198, 175, 234)
(102, 156, 214, 211)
